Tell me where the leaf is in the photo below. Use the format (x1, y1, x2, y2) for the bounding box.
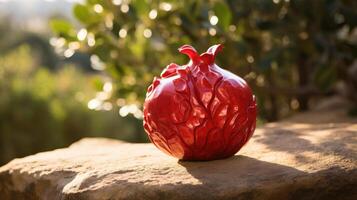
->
(87, 0, 101, 5)
(92, 77, 104, 91)
(50, 19, 74, 35)
(73, 4, 92, 23)
(132, 0, 149, 16)
(213, 2, 232, 31)
(92, 43, 111, 61)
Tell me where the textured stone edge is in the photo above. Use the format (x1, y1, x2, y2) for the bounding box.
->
(1, 155, 357, 200)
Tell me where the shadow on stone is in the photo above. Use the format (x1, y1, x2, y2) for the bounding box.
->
(178, 155, 306, 188)
(178, 155, 357, 199)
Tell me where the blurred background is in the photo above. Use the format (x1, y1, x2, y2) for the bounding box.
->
(0, 0, 356, 165)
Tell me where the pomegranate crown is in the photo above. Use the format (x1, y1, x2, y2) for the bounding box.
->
(178, 44, 223, 65)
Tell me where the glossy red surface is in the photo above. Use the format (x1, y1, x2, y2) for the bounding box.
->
(143, 44, 257, 161)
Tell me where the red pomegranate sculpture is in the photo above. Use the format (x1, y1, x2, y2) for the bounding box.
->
(143, 44, 257, 161)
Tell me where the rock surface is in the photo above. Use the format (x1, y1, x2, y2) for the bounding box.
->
(1, 97, 357, 200)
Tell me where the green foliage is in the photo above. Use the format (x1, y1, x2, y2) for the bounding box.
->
(50, 19, 75, 36)
(213, 2, 232, 30)
(0, 46, 147, 165)
(53, 0, 356, 121)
